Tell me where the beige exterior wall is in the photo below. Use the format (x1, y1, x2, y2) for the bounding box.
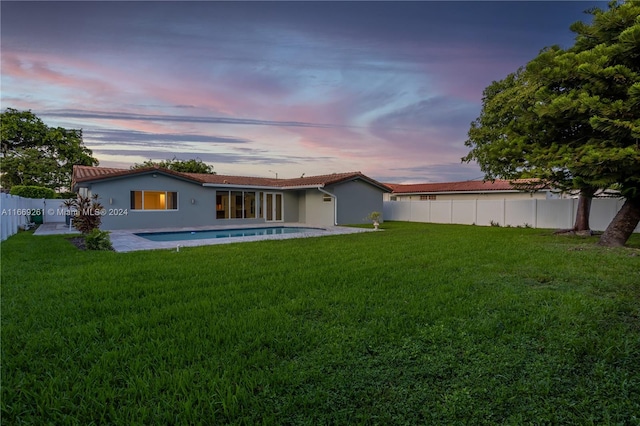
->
(302, 188, 335, 227)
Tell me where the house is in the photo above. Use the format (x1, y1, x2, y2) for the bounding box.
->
(71, 166, 391, 230)
(384, 179, 558, 201)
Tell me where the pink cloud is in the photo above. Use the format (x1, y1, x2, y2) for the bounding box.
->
(2, 51, 117, 101)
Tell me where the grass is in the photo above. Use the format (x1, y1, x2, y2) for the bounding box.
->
(2, 222, 639, 425)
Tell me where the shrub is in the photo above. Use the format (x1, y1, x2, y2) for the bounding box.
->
(64, 194, 104, 234)
(9, 185, 56, 199)
(366, 211, 382, 222)
(365, 211, 382, 229)
(57, 191, 76, 199)
(84, 228, 113, 251)
(87, 229, 111, 250)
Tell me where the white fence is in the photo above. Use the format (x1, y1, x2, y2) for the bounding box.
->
(383, 198, 640, 233)
(1, 195, 71, 241)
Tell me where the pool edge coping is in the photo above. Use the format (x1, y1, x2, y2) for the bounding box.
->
(108, 223, 374, 252)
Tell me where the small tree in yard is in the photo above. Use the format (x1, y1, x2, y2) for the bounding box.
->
(366, 211, 382, 230)
(64, 194, 104, 234)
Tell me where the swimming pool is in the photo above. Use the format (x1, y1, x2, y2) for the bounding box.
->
(134, 226, 321, 242)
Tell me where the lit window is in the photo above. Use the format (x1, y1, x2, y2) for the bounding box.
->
(130, 191, 178, 210)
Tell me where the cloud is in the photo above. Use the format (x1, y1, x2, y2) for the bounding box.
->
(386, 163, 483, 184)
(367, 96, 479, 165)
(86, 129, 250, 145)
(2, 1, 607, 183)
(93, 148, 333, 167)
(44, 109, 350, 130)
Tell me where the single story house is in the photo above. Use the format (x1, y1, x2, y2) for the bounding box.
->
(72, 166, 391, 230)
(384, 179, 558, 201)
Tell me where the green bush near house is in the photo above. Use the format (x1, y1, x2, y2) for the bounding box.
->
(1, 222, 639, 424)
(57, 191, 77, 199)
(9, 185, 56, 199)
(63, 193, 105, 234)
(84, 229, 113, 251)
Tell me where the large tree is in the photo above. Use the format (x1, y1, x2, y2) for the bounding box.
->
(464, 63, 599, 233)
(131, 157, 216, 174)
(1, 108, 99, 192)
(465, 1, 640, 246)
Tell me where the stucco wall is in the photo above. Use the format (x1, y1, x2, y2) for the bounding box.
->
(333, 179, 385, 225)
(297, 191, 307, 223)
(85, 174, 266, 230)
(282, 191, 299, 223)
(303, 188, 335, 227)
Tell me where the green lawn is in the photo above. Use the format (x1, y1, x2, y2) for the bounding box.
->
(2, 222, 639, 424)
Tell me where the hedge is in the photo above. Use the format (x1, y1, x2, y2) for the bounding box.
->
(9, 185, 57, 199)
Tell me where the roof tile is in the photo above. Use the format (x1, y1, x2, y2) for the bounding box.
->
(72, 166, 392, 191)
(387, 179, 547, 194)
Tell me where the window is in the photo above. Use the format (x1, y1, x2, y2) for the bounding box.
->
(390, 196, 397, 201)
(216, 190, 258, 219)
(216, 193, 229, 219)
(231, 191, 243, 218)
(420, 195, 436, 200)
(323, 194, 333, 202)
(130, 191, 178, 210)
(244, 192, 256, 219)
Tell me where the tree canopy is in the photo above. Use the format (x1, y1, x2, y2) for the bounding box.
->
(464, 0, 640, 246)
(1, 108, 99, 192)
(131, 157, 216, 174)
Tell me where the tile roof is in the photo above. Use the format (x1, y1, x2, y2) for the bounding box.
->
(387, 179, 548, 194)
(72, 165, 391, 191)
(71, 165, 206, 188)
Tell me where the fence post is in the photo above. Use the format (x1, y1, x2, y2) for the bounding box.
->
(449, 200, 453, 224)
(474, 199, 478, 225)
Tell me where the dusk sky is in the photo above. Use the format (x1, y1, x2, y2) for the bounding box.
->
(1, 1, 606, 183)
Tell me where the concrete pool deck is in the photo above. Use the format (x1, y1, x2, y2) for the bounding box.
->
(34, 223, 375, 252)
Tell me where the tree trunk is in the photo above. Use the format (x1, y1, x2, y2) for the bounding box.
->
(554, 188, 594, 235)
(573, 192, 593, 232)
(598, 197, 640, 247)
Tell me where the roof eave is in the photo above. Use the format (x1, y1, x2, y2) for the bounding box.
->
(201, 183, 284, 190)
(325, 175, 392, 192)
(74, 167, 205, 186)
(280, 184, 325, 190)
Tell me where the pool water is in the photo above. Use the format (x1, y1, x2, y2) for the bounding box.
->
(135, 226, 320, 242)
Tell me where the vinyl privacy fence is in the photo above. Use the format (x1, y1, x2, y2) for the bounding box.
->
(1, 194, 70, 241)
(383, 198, 640, 233)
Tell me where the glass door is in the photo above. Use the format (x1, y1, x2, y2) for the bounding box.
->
(264, 192, 283, 222)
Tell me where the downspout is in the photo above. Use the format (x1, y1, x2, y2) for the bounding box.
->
(316, 186, 338, 226)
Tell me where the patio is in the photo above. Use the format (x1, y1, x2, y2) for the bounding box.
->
(33, 223, 373, 252)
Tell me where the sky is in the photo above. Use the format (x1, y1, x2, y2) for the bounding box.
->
(1, 1, 607, 183)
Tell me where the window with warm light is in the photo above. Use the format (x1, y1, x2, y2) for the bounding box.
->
(130, 191, 178, 210)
